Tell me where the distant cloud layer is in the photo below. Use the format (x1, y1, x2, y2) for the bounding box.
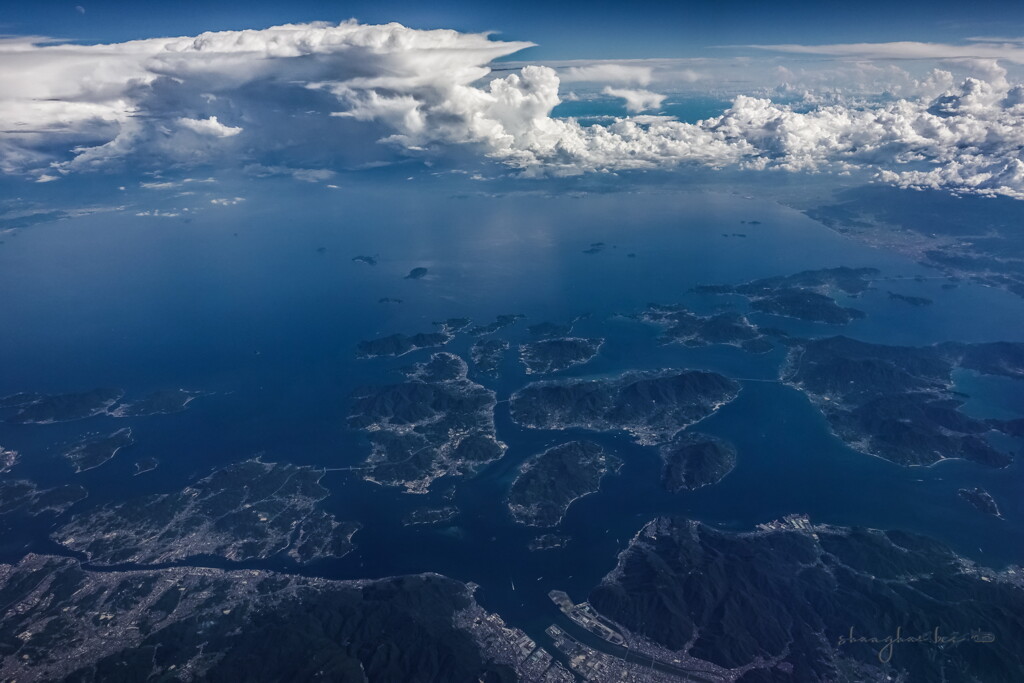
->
(742, 38, 1024, 64)
(3, 21, 1024, 198)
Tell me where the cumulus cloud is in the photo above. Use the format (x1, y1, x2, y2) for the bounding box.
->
(0, 21, 532, 172)
(601, 86, 666, 112)
(2, 21, 1024, 198)
(178, 116, 242, 137)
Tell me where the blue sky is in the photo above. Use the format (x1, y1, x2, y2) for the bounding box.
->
(6, 0, 1024, 59)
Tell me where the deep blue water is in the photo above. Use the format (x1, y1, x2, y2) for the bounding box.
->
(1, 175, 1022, 640)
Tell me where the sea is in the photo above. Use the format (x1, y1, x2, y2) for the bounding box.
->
(1, 169, 1022, 642)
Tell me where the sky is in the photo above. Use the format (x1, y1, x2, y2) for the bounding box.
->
(6, 0, 1024, 59)
(2, 1, 1024, 200)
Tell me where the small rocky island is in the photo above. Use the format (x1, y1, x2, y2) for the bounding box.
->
(529, 534, 570, 551)
(54, 459, 360, 565)
(888, 291, 933, 306)
(403, 505, 459, 526)
(510, 369, 741, 446)
(0, 446, 18, 473)
(519, 337, 603, 374)
(507, 441, 622, 526)
(348, 353, 506, 492)
(659, 432, 736, 492)
(958, 487, 1003, 518)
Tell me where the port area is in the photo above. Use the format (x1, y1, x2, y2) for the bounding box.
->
(549, 590, 626, 646)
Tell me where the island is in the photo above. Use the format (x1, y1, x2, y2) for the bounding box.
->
(0, 479, 86, 518)
(0, 392, 41, 408)
(519, 337, 603, 374)
(958, 487, 1003, 518)
(54, 459, 360, 565)
(507, 441, 622, 526)
(405, 266, 429, 279)
(403, 505, 459, 526)
(468, 313, 525, 336)
(748, 288, 866, 324)
(888, 291, 933, 306)
(356, 330, 452, 358)
(0, 554, 572, 683)
(528, 321, 572, 338)
(108, 389, 204, 416)
(694, 266, 877, 324)
(585, 515, 1024, 682)
(2, 388, 204, 423)
(434, 317, 472, 334)
(2, 387, 123, 423)
(698, 266, 878, 297)
(63, 427, 134, 473)
(529, 533, 570, 551)
(0, 445, 17, 473)
(510, 369, 741, 446)
(659, 432, 736, 492)
(133, 456, 159, 476)
(352, 254, 378, 265)
(634, 304, 774, 353)
(470, 338, 509, 377)
(348, 352, 506, 492)
(782, 336, 1022, 466)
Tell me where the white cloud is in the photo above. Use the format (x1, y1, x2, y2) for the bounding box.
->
(135, 209, 181, 217)
(178, 116, 243, 137)
(0, 21, 533, 172)
(2, 21, 1024, 198)
(243, 164, 336, 182)
(561, 64, 653, 86)
(741, 40, 1024, 65)
(210, 197, 245, 205)
(601, 86, 667, 112)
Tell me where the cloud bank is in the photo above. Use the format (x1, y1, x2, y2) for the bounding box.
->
(742, 38, 1024, 65)
(3, 21, 1024, 198)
